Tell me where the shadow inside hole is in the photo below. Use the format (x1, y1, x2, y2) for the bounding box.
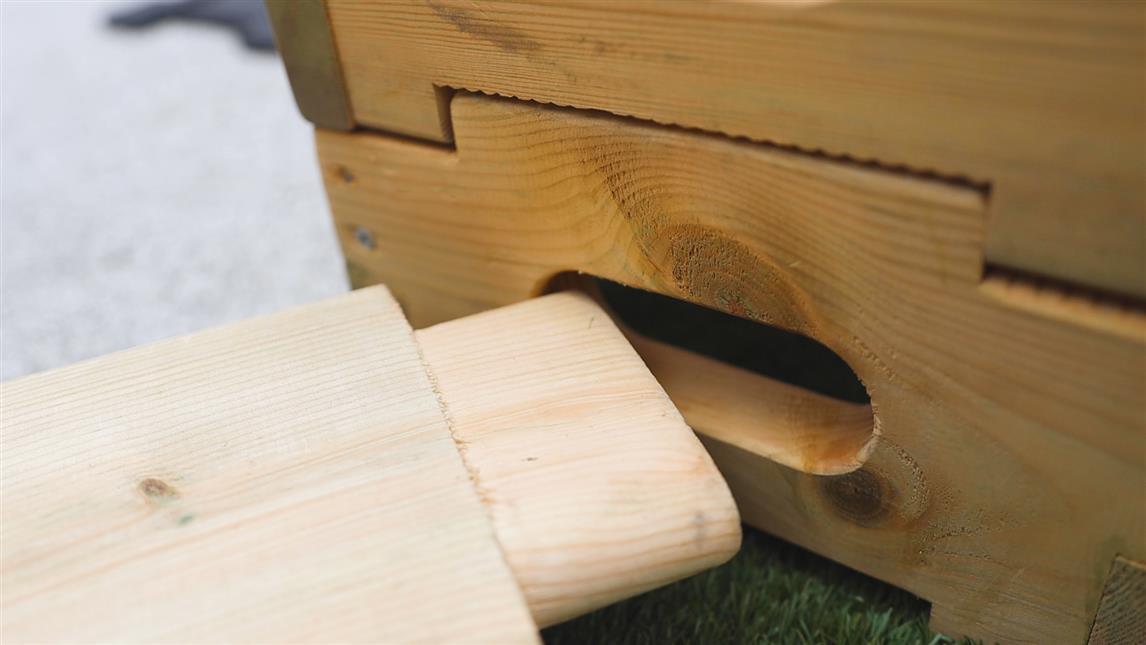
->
(594, 278, 869, 404)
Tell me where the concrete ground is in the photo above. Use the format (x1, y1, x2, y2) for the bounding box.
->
(1, 1, 346, 380)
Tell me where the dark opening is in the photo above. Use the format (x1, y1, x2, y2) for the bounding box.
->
(594, 277, 870, 404)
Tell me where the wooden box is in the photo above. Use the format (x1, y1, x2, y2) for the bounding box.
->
(268, 2, 1145, 642)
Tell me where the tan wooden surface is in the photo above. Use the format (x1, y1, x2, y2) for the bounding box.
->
(1, 286, 740, 641)
(0, 286, 538, 643)
(317, 92, 1146, 644)
(319, 0, 1146, 299)
(418, 291, 740, 626)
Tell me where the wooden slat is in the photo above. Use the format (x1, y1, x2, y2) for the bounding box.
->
(0, 287, 538, 643)
(316, 92, 1146, 644)
(417, 291, 740, 626)
(314, 0, 1145, 299)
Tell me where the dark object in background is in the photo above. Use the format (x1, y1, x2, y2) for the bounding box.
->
(109, 0, 275, 52)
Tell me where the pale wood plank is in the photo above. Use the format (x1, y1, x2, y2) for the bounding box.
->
(1, 285, 743, 641)
(320, 0, 1146, 298)
(0, 287, 538, 644)
(416, 291, 740, 626)
(317, 92, 1146, 644)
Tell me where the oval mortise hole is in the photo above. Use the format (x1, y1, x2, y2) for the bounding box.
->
(545, 273, 876, 476)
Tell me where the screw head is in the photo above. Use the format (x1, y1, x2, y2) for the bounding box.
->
(353, 226, 376, 251)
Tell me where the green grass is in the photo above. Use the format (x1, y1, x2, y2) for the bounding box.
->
(543, 528, 968, 645)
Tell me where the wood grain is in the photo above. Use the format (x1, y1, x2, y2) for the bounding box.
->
(317, 0, 1146, 299)
(1088, 556, 1146, 645)
(417, 291, 740, 626)
(0, 287, 538, 644)
(1, 285, 741, 641)
(317, 92, 1146, 644)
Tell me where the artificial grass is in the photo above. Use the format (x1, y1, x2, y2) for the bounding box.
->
(543, 528, 969, 644)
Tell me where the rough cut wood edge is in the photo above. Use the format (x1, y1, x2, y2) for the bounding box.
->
(417, 291, 741, 626)
(265, 0, 353, 130)
(319, 0, 1145, 299)
(1087, 556, 1146, 645)
(315, 91, 1146, 644)
(0, 286, 538, 644)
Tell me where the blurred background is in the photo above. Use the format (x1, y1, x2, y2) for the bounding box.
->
(1, 0, 346, 380)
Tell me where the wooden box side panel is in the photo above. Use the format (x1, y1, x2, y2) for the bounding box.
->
(315, 92, 1146, 644)
(309, 0, 1146, 299)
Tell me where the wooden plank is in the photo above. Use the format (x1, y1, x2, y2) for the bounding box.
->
(311, 0, 1146, 299)
(1, 285, 741, 641)
(1088, 556, 1146, 645)
(0, 287, 538, 643)
(417, 291, 740, 626)
(629, 333, 876, 477)
(316, 92, 1146, 644)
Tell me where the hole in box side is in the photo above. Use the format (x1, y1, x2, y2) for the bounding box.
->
(546, 273, 877, 476)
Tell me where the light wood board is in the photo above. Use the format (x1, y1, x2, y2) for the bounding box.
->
(315, 0, 1146, 299)
(0, 287, 537, 643)
(418, 291, 740, 626)
(317, 92, 1146, 644)
(1, 286, 740, 642)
